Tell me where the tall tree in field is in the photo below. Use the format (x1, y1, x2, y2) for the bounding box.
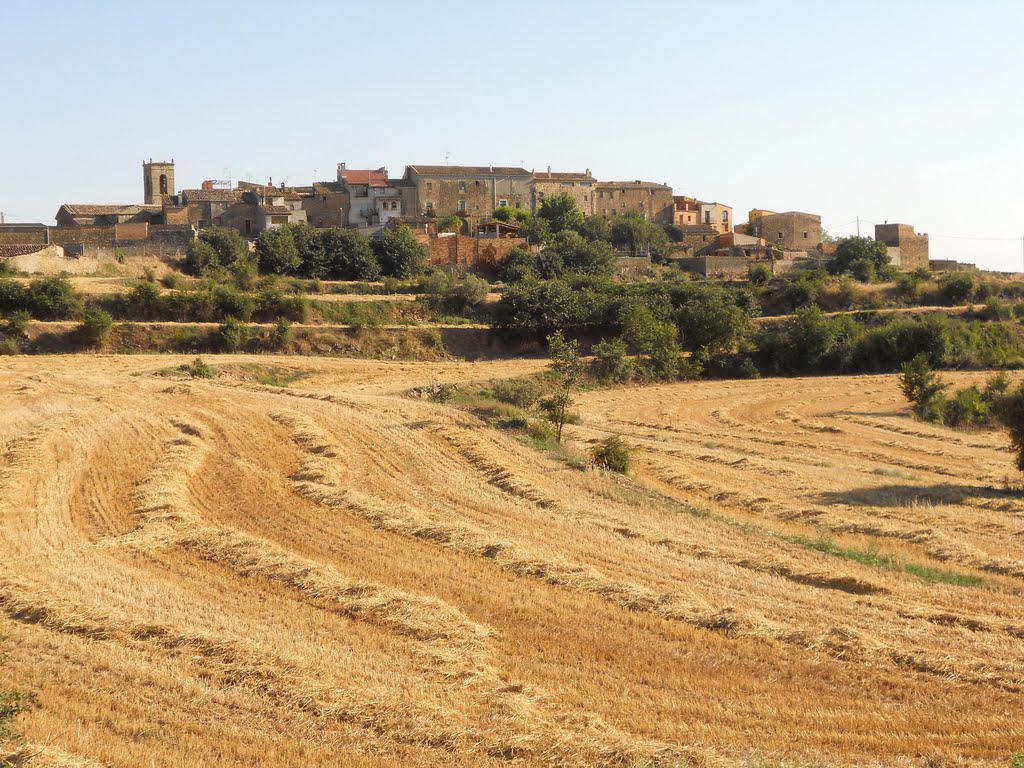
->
(545, 331, 584, 443)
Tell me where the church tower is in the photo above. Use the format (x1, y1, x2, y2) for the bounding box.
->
(143, 159, 175, 205)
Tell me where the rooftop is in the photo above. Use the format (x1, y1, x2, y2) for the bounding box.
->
(58, 204, 162, 216)
(181, 188, 240, 203)
(343, 169, 389, 188)
(407, 165, 532, 177)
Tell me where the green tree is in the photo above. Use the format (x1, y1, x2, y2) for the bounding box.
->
(537, 193, 584, 234)
(321, 228, 380, 280)
(256, 226, 300, 275)
(900, 353, 947, 422)
(288, 222, 328, 279)
(184, 239, 220, 276)
(519, 216, 552, 245)
(374, 225, 429, 278)
(676, 287, 751, 361)
(830, 236, 889, 276)
(501, 247, 538, 283)
(996, 384, 1024, 472)
(547, 231, 615, 276)
(200, 228, 247, 267)
(590, 337, 633, 383)
(439, 214, 465, 233)
(610, 211, 670, 260)
(492, 206, 531, 223)
(592, 435, 631, 473)
(27, 276, 82, 319)
(579, 215, 611, 242)
(77, 306, 113, 348)
(545, 331, 584, 443)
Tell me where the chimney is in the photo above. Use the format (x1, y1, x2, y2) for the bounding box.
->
(585, 168, 590, 177)
(337, 162, 347, 182)
(547, 165, 551, 177)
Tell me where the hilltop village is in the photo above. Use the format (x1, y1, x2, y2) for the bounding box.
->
(0, 159, 949, 277)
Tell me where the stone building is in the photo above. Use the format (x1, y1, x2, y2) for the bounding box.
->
(748, 210, 822, 250)
(532, 168, 597, 216)
(55, 204, 162, 227)
(874, 222, 929, 271)
(337, 164, 403, 228)
(698, 201, 732, 234)
(401, 165, 534, 227)
(594, 180, 674, 224)
(143, 160, 175, 205)
(673, 196, 700, 226)
(179, 186, 241, 229)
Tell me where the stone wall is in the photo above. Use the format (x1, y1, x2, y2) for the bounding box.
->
(426, 234, 526, 270)
(675, 254, 748, 278)
(0, 225, 49, 245)
(1, 245, 101, 275)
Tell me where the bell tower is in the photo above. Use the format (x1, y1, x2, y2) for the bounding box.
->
(143, 159, 175, 204)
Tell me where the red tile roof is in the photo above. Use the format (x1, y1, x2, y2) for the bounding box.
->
(343, 169, 389, 187)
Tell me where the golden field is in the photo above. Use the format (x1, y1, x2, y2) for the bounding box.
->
(1, 355, 1022, 767)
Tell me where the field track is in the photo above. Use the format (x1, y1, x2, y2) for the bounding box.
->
(1, 356, 1022, 767)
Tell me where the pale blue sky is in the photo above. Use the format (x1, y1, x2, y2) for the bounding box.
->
(2, 0, 1021, 269)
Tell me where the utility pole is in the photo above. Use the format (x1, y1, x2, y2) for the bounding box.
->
(0, 212, 5, 225)
(856, 216, 860, 238)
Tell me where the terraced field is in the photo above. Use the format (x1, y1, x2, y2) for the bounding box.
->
(1, 356, 1022, 767)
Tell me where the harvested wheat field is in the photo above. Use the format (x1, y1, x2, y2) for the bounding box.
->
(1, 356, 1022, 767)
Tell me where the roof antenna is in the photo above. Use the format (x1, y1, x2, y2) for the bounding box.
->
(444, 151, 450, 167)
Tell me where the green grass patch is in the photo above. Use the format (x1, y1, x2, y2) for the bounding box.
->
(791, 533, 983, 587)
(237, 364, 310, 387)
(872, 467, 921, 481)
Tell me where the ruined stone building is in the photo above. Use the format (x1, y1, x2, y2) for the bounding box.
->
(747, 209, 822, 250)
(874, 222, 929, 271)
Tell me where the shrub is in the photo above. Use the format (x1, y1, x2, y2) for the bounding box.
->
(939, 272, 977, 305)
(161, 273, 184, 290)
(996, 384, 1024, 472)
(270, 316, 293, 350)
(591, 337, 633, 383)
(900, 353, 946, 423)
(492, 377, 545, 410)
(0, 339, 18, 355)
(526, 419, 555, 443)
(27, 276, 81, 319)
(944, 385, 991, 428)
(214, 286, 255, 322)
(3, 310, 31, 337)
(592, 435, 631, 473)
(748, 264, 771, 285)
(126, 281, 163, 320)
(979, 296, 1012, 321)
(256, 226, 301, 275)
(213, 316, 246, 352)
(182, 357, 216, 378)
(77, 306, 113, 348)
(0, 280, 29, 315)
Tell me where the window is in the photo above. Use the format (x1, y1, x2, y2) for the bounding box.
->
(599, 191, 604, 199)
(704, 211, 711, 225)
(244, 220, 252, 235)
(427, 182, 433, 191)
(459, 181, 466, 191)
(391, 201, 398, 210)
(611, 208, 617, 216)
(778, 232, 783, 239)
(426, 201, 434, 211)
(458, 200, 466, 211)
(159, 174, 168, 195)
(498, 198, 508, 207)
(561, 181, 573, 186)
(803, 231, 808, 239)
(722, 211, 729, 223)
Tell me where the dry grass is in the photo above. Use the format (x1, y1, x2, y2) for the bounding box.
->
(1, 356, 1022, 766)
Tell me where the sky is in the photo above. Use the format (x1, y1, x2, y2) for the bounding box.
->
(2, 0, 1022, 270)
